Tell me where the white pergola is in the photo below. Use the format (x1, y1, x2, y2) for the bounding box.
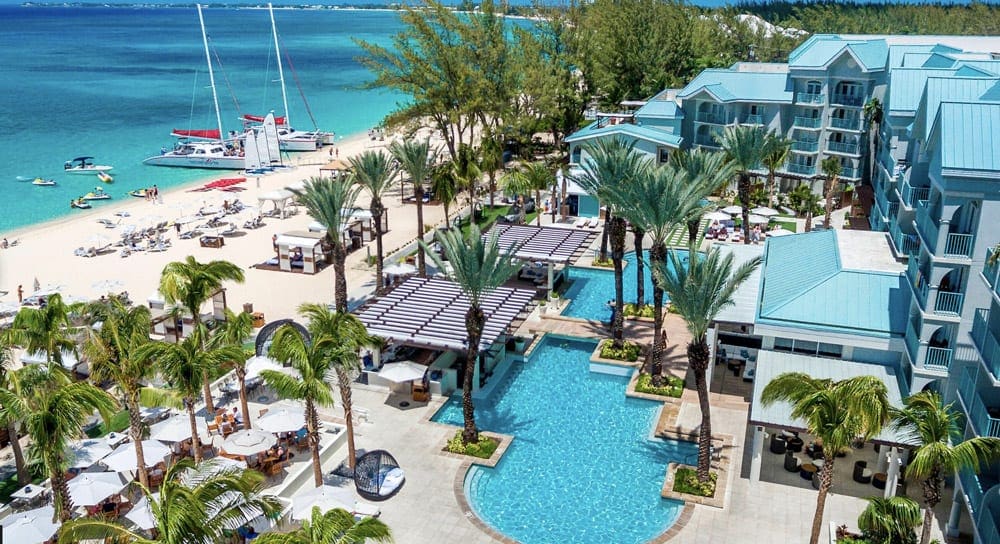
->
(486, 224, 597, 297)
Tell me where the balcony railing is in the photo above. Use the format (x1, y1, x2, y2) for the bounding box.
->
(888, 201, 899, 219)
(972, 308, 1000, 381)
(959, 467, 984, 519)
(935, 291, 964, 316)
(984, 248, 1000, 291)
(869, 213, 886, 232)
(945, 234, 975, 259)
(796, 92, 824, 104)
(792, 140, 819, 152)
(841, 166, 860, 179)
(906, 257, 920, 288)
(965, 384, 1000, 438)
(916, 199, 939, 252)
(695, 137, 720, 148)
(742, 114, 763, 125)
(829, 117, 861, 131)
(980, 509, 1000, 544)
(786, 163, 816, 176)
(831, 94, 864, 107)
(793, 116, 822, 129)
(901, 180, 929, 209)
(890, 221, 919, 256)
(925, 346, 954, 370)
(827, 141, 860, 154)
(906, 319, 920, 364)
(696, 111, 731, 125)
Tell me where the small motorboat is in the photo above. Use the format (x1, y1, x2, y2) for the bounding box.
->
(128, 189, 148, 198)
(97, 172, 114, 183)
(32, 177, 56, 186)
(64, 156, 113, 175)
(82, 187, 112, 201)
(71, 198, 92, 209)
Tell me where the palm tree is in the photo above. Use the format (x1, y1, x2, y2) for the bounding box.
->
(389, 138, 437, 276)
(761, 373, 891, 544)
(9, 293, 77, 368)
(255, 506, 393, 544)
(761, 133, 791, 206)
(892, 391, 1000, 544)
(0, 364, 117, 521)
(209, 309, 254, 430)
(480, 134, 504, 208)
(717, 125, 767, 244)
(59, 458, 282, 544)
(420, 225, 521, 444)
(655, 244, 759, 481)
(263, 322, 346, 486)
(0, 331, 28, 485)
(858, 496, 921, 544)
(350, 150, 399, 294)
(430, 161, 460, 230)
(453, 143, 482, 220)
(864, 97, 884, 183)
(139, 333, 243, 463)
(292, 304, 372, 474)
(501, 161, 551, 226)
(290, 176, 363, 312)
(820, 156, 842, 231)
(573, 138, 650, 346)
(668, 148, 735, 241)
(82, 299, 177, 488)
(159, 256, 246, 413)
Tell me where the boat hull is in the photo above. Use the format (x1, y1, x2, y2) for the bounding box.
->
(142, 154, 245, 169)
(65, 166, 113, 174)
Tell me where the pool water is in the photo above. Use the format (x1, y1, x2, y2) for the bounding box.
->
(432, 335, 694, 544)
(562, 250, 689, 321)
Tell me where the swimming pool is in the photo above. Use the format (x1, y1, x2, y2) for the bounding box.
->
(562, 250, 689, 321)
(432, 335, 694, 544)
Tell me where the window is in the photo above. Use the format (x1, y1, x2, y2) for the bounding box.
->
(772, 338, 843, 358)
(806, 80, 822, 95)
(792, 340, 818, 355)
(749, 104, 762, 115)
(774, 338, 793, 352)
(658, 148, 670, 164)
(818, 343, 843, 357)
(571, 147, 581, 164)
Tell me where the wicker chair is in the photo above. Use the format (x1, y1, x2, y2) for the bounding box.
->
(354, 450, 405, 501)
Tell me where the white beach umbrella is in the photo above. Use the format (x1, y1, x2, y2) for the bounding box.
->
(245, 355, 294, 380)
(768, 227, 794, 237)
(85, 233, 111, 247)
(67, 471, 127, 506)
(292, 485, 356, 520)
(101, 440, 172, 472)
(750, 206, 780, 217)
(721, 205, 743, 215)
(378, 360, 428, 383)
(149, 414, 210, 443)
(748, 214, 770, 225)
(0, 301, 19, 317)
(1, 505, 59, 543)
(67, 438, 114, 469)
(222, 429, 276, 456)
(125, 493, 158, 530)
(175, 215, 200, 225)
(256, 406, 306, 433)
(91, 279, 124, 294)
(703, 211, 731, 222)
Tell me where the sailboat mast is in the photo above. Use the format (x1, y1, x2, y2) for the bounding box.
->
(197, 4, 226, 142)
(269, 3, 291, 128)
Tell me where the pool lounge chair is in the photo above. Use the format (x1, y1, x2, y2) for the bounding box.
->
(574, 217, 587, 228)
(587, 218, 600, 228)
(353, 501, 381, 518)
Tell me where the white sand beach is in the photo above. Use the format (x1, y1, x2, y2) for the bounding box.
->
(0, 128, 451, 322)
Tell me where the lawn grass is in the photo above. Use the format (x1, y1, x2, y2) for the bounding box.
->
(85, 409, 131, 438)
(771, 218, 798, 232)
(459, 205, 538, 237)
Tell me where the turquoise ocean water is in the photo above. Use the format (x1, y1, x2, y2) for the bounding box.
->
(0, 6, 407, 234)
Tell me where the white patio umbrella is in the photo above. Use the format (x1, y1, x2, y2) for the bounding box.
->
(292, 485, 356, 520)
(1, 505, 59, 543)
(704, 211, 731, 222)
(101, 439, 172, 472)
(378, 360, 428, 383)
(222, 429, 276, 456)
(748, 214, 770, 225)
(245, 355, 294, 380)
(85, 233, 111, 247)
(0, 301, 20, 317)
(150, 414, 210, 443)
(750, 206, 780, 217)
(67, 438, 113, 469)
(67, 471, 127, 506)
(768, 227, 794, 237)
(174, 215, 200, 225)
(125, 493, 158, 530)
(382, 263, 417, 276)
(91, 279, 124, 294)
(721, 205, 743, 215)
(256, 406, 306, 433)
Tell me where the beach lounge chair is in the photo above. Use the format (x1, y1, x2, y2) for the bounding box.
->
(587, 218, 600, 228)
(574, 217, 587, 228)
(352, 502, 381, 518)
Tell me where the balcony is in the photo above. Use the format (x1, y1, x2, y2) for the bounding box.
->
(979, 511, 1000, 544)
(900, 180, 929, 209)
(791, 140, 819, 152)
(906, 318, 921, 364)
(694, 137, 720, 149)
(793, 116, 822, 129)
(915, 200, 976, 259)
(984, 248, 1000, 291)
(890, 221, 920, 256)
(972, 308, 1000, 381)
(742, 114, 763, 125)
(869, 213, 886, 232)
(960, 369, 1000, 437)
(925, 346, 954, 370)
(935, 291, 964, 316)
(696, 111, 732, 125)
(796, 92, 824, 104)
(829, 117, 861, 131)
(827, 141, 860, 155)
(786, 163, 816, 176)
(831, 94, 864, 107)
(959, 467, 985, 518)
(841, 166, 860, 179)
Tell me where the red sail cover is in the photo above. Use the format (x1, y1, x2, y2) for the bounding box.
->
(171, 129, 221, 140)
(242, 114, 287, 126)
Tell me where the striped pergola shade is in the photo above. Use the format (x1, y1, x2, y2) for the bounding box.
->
(487, 224, 597, 264)
(354, 277, 535, 352)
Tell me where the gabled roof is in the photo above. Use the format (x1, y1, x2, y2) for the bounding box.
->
(921, 52, 959, 69)
(886, 68, 956, 114)
(634, 97, 682, 120)
(930, 101, 1000, 173)
(887, 45, 935, 69)
(914, 76, 999, 141)
(676, 69, 792, 103)
(756, 230, 909, 338)
(788, 36, 887, 72)
(564, 121, 683, 148)
(957, 61, 1000, 77)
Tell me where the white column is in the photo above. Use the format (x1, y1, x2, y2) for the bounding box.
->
(547, 263, 554, 299)
(749, 426, 764, 484)
(884, 447, 900, 499)
(876, 447, 889, 473)
(946, 485, 963, 537)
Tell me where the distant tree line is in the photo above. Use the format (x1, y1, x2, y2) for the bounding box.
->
(737, 1, 1000, 36)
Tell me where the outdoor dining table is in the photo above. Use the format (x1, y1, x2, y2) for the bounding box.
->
(10, 483, 47, 504)
(105, 431, 129, 450)
(140, 406, 172, 424)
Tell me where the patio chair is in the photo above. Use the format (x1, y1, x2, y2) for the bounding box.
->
(769, 433, 787, 454)
(853, 460, 872, 484)
(783, 451, 802, 473)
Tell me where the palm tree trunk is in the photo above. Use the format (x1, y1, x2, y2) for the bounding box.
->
(337, 369, 357, 470)
(415, 185, 426, 277)
(237, 368, 251, 430)
(306, 399, 323, 487)
(649, 243, 667, 387)
(689, 338, 713, 482)
(8, 422, 28, 486)
(462, 306, 484, 444)
(192, 314, 215, 415)
(518, 195, 526, 224)
(372, 199, 385, 294)
(823, 176, 836, 232)
(128, 398, 150, 488)
(187, 399, 202, 463)
(599, 210, 611, 262)
(809, 453, 836, 544)
(686, 219, 699, 243)
(443, 203, 451, 230)
(50, 464, 73, 522)
(333, 242, 348, 313)
(805, 211, 814, 233)
(767, 170, 776, 206)
(535, 189, 543, 226)
(919, 472, 944, 544)
(738, 173, 751, 244)
(633, 226, 645, 309)
(610, 216, 626, 345)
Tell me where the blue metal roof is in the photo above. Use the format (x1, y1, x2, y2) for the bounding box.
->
(921, 53, 958, 69)
(677, 69, 792, 103)
(564, 122, 683, 148)
(757, 230, 909, 337)
(634, 98, 682, 120)
(957, 61, 1000, 77)
(848, 40, 889, 71)
(788, 37, 887, 72)
(933, 102, 1000, 172)
(915, 76, 999, 141)
(887, 68, 956, 114)
(887, 45, 934, 69)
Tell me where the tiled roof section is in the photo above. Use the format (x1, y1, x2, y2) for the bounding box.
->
(564, 122, 683, 148)
(934, 101, 1000, 172)
(676, 69, 792, 103)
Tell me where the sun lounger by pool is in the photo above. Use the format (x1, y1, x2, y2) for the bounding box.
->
(574, 217, 587, 228)
(353, 501, 381, 518)
(587, 218, 600, 228)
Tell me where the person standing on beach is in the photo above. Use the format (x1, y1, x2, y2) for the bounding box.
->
(17, 284, 23, 303)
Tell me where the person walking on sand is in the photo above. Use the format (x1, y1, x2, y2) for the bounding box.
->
(17, 284, 23, 303)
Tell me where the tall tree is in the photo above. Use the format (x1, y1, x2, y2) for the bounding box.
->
(655, 244, 759, 480)
(255, 506, 392, 544)
(208, 309, 254, 430)
(864, 97, 884, 185)
(717, 125, 767, 244)
(159, 256, 245, 413)
(430, 162, 460, 230)
(892, 391, 1000, 544)
(389, 138, 437, 277)
(454, 143, 483, 220)
(420, 225, 521, 444)
(501, 161, 552, 226)
(761, 133, 791, 206)
(669, 149, 734, 242)
(351, 150, 399, 294)
(820, 156, 843, 231)
(0, 364, 116, 522)
(479, 133, 504, 208)
(0, 331, 28, 485)
(762, 373, 891, 544)
(290, 176, 363, 312)
(858, 496, 921, 544)
(9, 293, 77, 368)
(59, 459, 282, 544)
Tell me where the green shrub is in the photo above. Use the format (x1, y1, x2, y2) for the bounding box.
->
(592, 257, 613, 268)
(446, 431, 499, 459)
(674, 467, 717, 497)
(85, 410, 131, 438)
(599, 340, 640, 362)
(623, 303, 655, 318)
(635, 373, 683, 398)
